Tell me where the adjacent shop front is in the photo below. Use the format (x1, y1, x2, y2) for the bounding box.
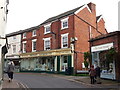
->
(20, 48, 74, 74)
(91, 43, 116, 80)
(5, 55, 21, 72)
(89, 31, 120, 81)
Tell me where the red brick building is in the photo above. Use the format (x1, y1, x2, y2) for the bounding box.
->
(89, 31, 120, 81)
(20, 2, 107, 74)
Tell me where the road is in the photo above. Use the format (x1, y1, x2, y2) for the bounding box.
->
(14, 73, 89, 88)
(13, 73, 120, 89)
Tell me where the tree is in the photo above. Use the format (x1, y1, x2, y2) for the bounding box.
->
(106, 48, 117, 63)
(84, 52, 92, 69)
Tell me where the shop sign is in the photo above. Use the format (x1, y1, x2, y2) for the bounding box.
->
(91, 43, 113, 52)
(20, 48, 72, 58)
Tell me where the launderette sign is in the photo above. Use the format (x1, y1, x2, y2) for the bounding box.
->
(91, 43, 113, 52)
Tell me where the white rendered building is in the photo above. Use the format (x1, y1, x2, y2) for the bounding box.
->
(5, 31, 22, 72)
(0, 0, 9, 87)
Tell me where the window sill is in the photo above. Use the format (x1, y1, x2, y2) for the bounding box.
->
(32, 35, 37, 37)
(61, 27, 68, 30)
(61, 47, 68, 49)
(44, 32, 51, 35)
(32, 50, 36, 52)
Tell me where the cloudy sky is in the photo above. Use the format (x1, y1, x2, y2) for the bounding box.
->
(6, 0, 119, 34)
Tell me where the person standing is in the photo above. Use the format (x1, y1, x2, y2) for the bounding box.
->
(7, 61, 15, 82)
(95, 65, 101, 84)
(89, 65, 96, 84)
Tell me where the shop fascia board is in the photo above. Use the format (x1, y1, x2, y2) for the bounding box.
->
(20, 48, 72, 58)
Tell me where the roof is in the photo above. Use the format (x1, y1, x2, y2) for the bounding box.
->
(6, 5, 84, 37)
(6, 30, 23, 37)
(21, 25, 39, 33)
(40, 5, 85, 25)
(89, 31, 120, 42)
(96, 15, 102, 21)
(6, 25, 39, 37)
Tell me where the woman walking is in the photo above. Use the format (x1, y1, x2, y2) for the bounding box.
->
(7, 61, 15, 82)
(89, 65, 96, 84)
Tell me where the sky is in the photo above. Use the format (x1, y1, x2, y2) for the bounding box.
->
(6, 0, 119, 34)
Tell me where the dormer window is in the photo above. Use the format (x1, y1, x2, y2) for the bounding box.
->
(44, 23, 51, 34)
(23, 33, 26, 39)
(61, 17, 69, 30)
(32, 30, 36, 37)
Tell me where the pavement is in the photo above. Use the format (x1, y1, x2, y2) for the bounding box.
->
(1, 73, 120, 89)
(52, 74, 120, 88)
(1, 74, 27, 89)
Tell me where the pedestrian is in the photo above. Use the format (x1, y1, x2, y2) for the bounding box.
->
(89, 65, 96, 84)
(95, 65, 102, 84)
(7, 61, 15, 82)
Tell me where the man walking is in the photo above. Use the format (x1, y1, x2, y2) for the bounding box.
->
(95, 65, 101, 84)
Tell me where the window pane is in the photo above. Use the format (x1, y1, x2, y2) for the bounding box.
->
(33, 30, 36, 36)
(23, 43, 26, 53)
(45, 40, 50, 50)
(62, 36, 68, 47)
(33, 41, 36, 50)
(46, 26, 50, 33)
(62, 21, 68, 28)
(13, 45, 16, 53)
(23, 33, 26, 38)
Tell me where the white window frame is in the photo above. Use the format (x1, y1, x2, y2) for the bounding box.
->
(32, 30, 36, 37)
(61, 17, 69, 30)
(44, 23, 51, 34)
(23, 41, 27, 53)
(43, 37, 51, 50)
(32, 39, 37, 52)
(23, 33, 26, 39)
(61, 33, 69, 48)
